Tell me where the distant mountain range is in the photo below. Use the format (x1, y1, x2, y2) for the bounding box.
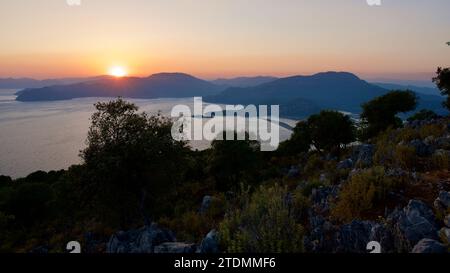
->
(0, 76, 108, 89)
(11, 71, 447, 119)
(211, 76, 278, 88)
(206, 72, 447, 118)
(372, 82, 441, 96)
(15, 73, 225, 102)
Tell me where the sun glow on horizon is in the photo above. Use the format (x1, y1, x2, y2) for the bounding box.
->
(109, 66, 128, 77)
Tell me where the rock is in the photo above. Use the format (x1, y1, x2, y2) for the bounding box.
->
(198, 229, 220, 253)
(385, 168, 408, 178)
(411, 239, 447, 253)
(153, 242, 196, 253)
(439, 228, 450, 244)
(444, 215, 450, 228)
(438, 191, 450, 208)
(287, 166, 300, 178)
(337, 159, 353, 170)
(424, 136, 435, 145)
(435, 136, 450, 150)
(352, 144, 374, 167)
(106, 223, 176, 253)
(389, 200, 439, 250)
(409, 139, 434, 157)
(199, 195, 213, 214)
(30, 246, 49, 254)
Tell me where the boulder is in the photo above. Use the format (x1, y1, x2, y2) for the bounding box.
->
(411, 239, 447, 253)
(106, 223, 176, 253)
(388, 200, 439, 250)
(198, 229, 220, 253)
(199, 195, 213, 214)
(444, 215, 450, 228)
(438, 191, 450, 208)
(409, 139, 434, 157)
(352, 144, 374, 167)
(439, 227, 450, 244)
(153, 242, 196, 253)
(337, 159, 353, 170)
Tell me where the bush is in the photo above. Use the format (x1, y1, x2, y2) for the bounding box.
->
(331, 167, 406, 222)
(431, 150, 450, 170)
(307, 111, 355, 155)
(219, 184, 304, 253)
(408, 110, 439, 122)
(160, 195, 226, 243)
(360, 91, 417, 140)
(433, 67, 450, 110)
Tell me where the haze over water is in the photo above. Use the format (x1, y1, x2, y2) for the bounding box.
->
(0, 89, 294, 178)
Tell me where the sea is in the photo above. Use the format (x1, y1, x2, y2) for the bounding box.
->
(0, 89, 296, 178)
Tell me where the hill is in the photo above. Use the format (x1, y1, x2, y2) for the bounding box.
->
(211, 76, 278, 88)
(206, 72, 447, 117)
(16, 73, 225, 101)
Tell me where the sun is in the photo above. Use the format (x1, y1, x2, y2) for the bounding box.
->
(108, 66, 127, 77)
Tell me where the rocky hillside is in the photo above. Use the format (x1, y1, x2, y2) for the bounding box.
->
(102, 118, 450, 254)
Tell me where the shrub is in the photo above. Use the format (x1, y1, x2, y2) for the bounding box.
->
(431, 150, 450, 170)
(392, 145, 418, 170)
(433, 67, 450, 110)
(408, 110, 439, 122)
(418, 123, 447, 139)
(360, 91, 417, 140)
(331, 167, 406, 222)
(219, 184, 304, 253)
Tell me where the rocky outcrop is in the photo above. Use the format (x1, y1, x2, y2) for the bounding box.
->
(106, 223, 176, 253)
(409, 139, 435, 157)
(387, 200, 439, 251)
(337, 159, 353, 170)
(154, 242, 196, 253)
(199, 195, 213, 214)
(411, 239, 447, 253)
(197, 229, 220, 253)
(352, 144, 374, 167)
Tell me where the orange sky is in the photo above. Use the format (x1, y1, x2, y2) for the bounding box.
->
(0, 0, 449, 81)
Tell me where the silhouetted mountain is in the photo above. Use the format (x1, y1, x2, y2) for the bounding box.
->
(16, 73, 225, 102)
(211, 76, 278, 88)
(206, 72, 447, 117)
(373, 82, 441, 96)
(0, 76, 108, 89)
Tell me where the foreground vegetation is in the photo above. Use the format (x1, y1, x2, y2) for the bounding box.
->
(0, 68, 449, 253)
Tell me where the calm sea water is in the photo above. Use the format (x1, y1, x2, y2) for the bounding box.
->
(0, 89, 295, 178)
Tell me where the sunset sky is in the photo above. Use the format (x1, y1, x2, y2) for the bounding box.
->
(0, 0, 449, 81)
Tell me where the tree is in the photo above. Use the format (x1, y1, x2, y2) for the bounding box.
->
(277, 121, 311, 156)
(360, 91, 417, 140)
(278, 111, 355, 156)
(208, 131, 261, 192)
(307, 110, 356, 154)
(407, 109, 439, 122)
(81, 98, 189, 226)
(433, 67, 450, 110)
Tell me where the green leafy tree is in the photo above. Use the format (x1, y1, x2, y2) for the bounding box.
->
(307, 110, 356, 154)
(81, 98, 189, 226)
(433, 67, 450, 110)
(277, 121, 311, 156)
(208, 131, 261, 192)
(360, 90, 417, 140)
(407, 109, 439, 122)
